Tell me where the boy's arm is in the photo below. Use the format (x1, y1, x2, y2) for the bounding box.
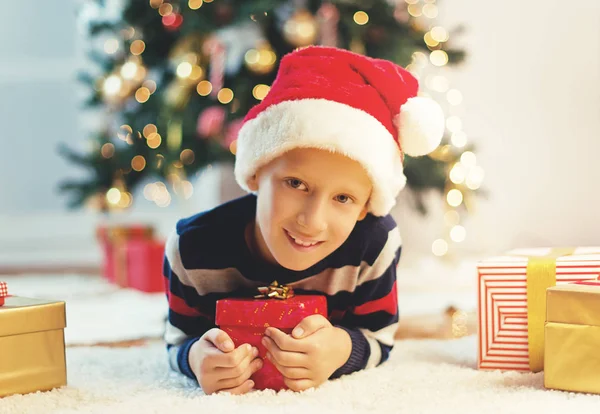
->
(331, 226, 401, 378)
(163, 230, 216, 380)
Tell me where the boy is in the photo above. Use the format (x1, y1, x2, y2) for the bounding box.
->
(163, 46, 444, 394)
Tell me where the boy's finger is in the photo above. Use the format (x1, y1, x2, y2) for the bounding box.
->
(291, 314, 330, 339)
(215, 347, 258, 379)
(264, 327, 305, 352)
(213, 343, 255, 368)
(218, 379, 255, 395)
(203, 328, 235, 352)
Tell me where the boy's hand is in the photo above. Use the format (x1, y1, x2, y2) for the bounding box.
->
(189, 328, 263, 395)
(262, 315, 352, 392)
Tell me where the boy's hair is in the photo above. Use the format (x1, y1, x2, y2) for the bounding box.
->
(234, 46, 444, 217)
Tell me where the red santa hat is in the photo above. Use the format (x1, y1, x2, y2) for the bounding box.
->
(234, 46, 445, 216)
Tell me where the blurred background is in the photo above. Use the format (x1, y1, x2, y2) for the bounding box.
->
(0, 0, 598, 338)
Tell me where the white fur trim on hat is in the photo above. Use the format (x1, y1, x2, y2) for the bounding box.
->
(395, 96, 445, 157)
(234, 99, 406, 216)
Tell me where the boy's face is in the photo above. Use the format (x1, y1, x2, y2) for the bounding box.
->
(247, 148, 372, 271)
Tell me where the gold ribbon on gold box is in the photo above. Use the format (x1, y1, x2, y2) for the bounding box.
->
(545, 280, 600, 394)
(477, 247, 600, 372)
(0, 292, 67, 398)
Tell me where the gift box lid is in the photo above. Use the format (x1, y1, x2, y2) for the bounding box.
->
(0, 296, 66, 337)
(547, 281, 600, 326)
(216, 295, 327, 329)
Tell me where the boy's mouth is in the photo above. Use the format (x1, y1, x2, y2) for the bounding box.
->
(284, 229, 324, 251)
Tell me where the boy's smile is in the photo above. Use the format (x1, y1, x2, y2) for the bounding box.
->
(246, 148, 372, 271)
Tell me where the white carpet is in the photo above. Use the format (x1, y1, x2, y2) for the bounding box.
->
(0, 274, 167, 345)
(1, 335, 598, 414)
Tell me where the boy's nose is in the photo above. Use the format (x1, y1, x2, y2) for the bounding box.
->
(297, 200, 328, 234)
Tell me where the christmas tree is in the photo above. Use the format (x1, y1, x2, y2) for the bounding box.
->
(60, 0, 481, 252)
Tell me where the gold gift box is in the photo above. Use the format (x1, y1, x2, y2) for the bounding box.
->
(544, 282, 600, 394)
(0, 296, 67, 398)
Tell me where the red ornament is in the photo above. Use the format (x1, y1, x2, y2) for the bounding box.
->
(197, 106, 226, 138)
(162, 13, 183, 31)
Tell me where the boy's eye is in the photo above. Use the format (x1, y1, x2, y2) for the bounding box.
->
(335, 194, 352, 204)
(286, 178, 307, 190)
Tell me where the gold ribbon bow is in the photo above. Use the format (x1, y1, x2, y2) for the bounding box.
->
(254, 281, 295, 300)
(520, 247, 577, 372)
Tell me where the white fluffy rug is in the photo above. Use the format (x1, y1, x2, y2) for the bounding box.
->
(1, 335, 599, 414)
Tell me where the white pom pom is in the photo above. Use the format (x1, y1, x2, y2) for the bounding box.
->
(395, 96, 445, 157)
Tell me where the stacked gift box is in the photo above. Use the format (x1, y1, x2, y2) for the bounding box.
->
(96, 224, 165, 293)
(477, 247, 600, 394)
(0, 281, 67, 398)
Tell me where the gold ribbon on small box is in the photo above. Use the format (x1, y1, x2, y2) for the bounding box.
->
(254, 281, 295, 300)
(518, 247, 577, 372)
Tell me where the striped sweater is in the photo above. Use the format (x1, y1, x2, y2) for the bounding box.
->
(163, 194, 401, 381)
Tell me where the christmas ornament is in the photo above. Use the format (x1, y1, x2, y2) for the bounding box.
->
(283, 9, 318, 47)
(197, 106, 226, 138)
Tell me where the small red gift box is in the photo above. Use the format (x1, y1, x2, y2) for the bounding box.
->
(0, 281, 7, 306)
(215, 284, 327, 391)
(125, 239, 165, 293)
(96, 225, 165, 293)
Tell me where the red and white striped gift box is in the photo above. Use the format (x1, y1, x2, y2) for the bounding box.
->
(477, 247, 600, 372)
(0, 281, 7, 306)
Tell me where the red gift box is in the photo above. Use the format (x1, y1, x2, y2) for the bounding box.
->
(125, 239, 165, 293)
(96, 225, 165, 293)
(216, 287, 327, 391)
(0, 281, 7, 306)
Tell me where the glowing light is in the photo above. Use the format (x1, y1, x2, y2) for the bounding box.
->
(353, 11, 369, 25)
(431, 26, 449, 42)
(217, 88, 234, 104)
(158, 3, 173, 16)
(135, 87, 151, 103)
(423, 4, 438, 18)
(460, 151, 477, 167)
(131, 155, 146, 171)
(447, 189, 463, 207)
(180, 149, 195, 165)
(189, 0, 203, 9)
(176, 62, 193, 78)
(197, 80, 212, 96)
(147, 133, 162, 149)
(120, 61, 138, 79)
(447, 89, 463, 106)
(229, 139, 237, 155)
(117, 125, 133, 141)
(189, 65, 204, 81)
(101, 143, 115, 158)
(150, 0, 163, 9)
(130, 40, 145, 55)
(143, 80, 157, 94)
(466, 166, 485, 190)
(117, 192, 132, 208)
(103, 75, 122, 96)
(451, 131, 467, 148)
(106, 188, 121, 205)
(450, 225, 466, 242)
(432, 239, 448, 256)
(407, 4, 422, 17)
(252, 84, 270, 101)
(449, 163, 466, 184)
(104, 38, 119, 54)
(446, 116, 462, 133)
(143, 124, 157, 138)
(430, 50, 449, 66)
(424, 32, 439, 48)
